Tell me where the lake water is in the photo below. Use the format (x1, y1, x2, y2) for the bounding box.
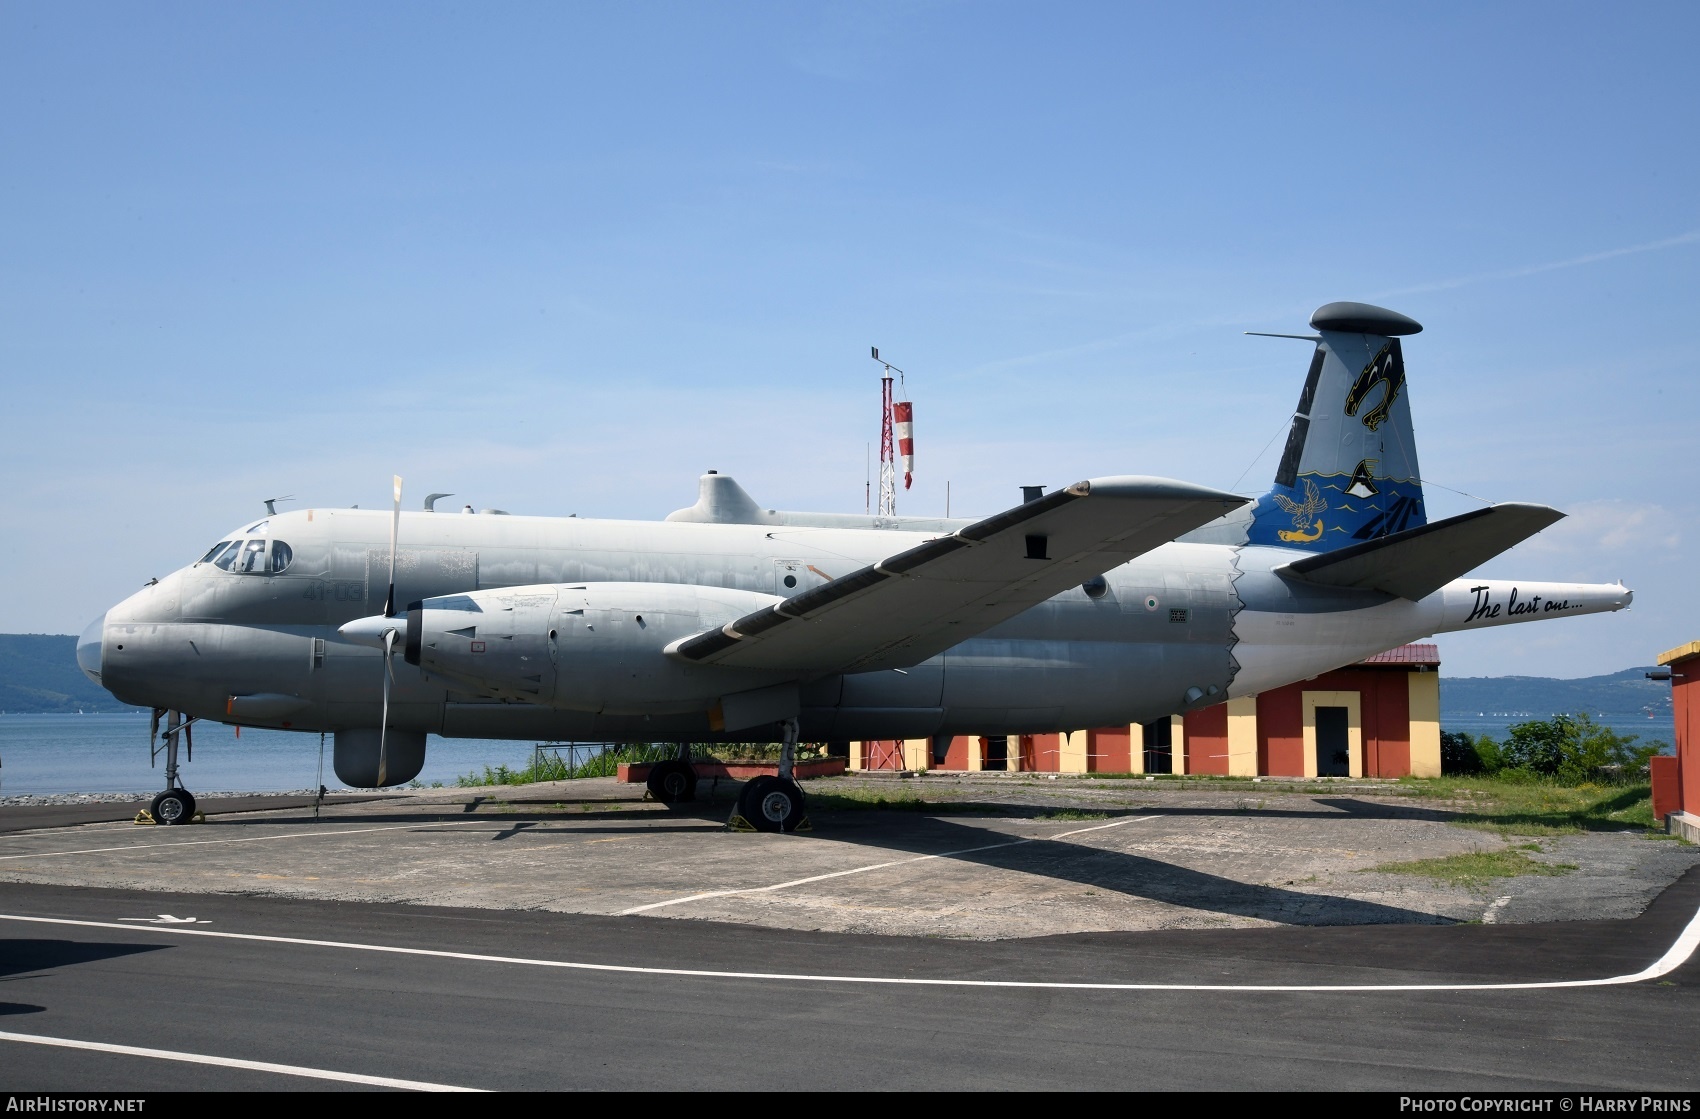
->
(0, 713, 545, 796)
(1441, 712, 1675, 748)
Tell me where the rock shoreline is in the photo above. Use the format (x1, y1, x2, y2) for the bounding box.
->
(0, 789, 334, 806)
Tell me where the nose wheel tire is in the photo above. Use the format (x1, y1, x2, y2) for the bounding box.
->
(645, 759, 698, 804)
(150, 788, 196, 826)
(734, 775, 806, 833)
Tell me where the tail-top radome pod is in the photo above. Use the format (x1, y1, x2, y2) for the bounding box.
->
(1247, 301, 1428, 552)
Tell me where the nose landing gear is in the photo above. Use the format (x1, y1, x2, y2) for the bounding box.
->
(141, 709, 202, 826)
(149, 786, 197, 825)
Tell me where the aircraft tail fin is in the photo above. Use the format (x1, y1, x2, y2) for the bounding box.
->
(1247, 302, 1429, 552)
(1274, 502, 1564, 601)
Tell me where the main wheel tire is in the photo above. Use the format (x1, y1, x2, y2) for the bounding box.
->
(646, 759, 698, 804)
(736, 776, 805, 833)
(150, 788, 195, 826)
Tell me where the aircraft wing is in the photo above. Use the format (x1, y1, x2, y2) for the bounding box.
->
(1273, 502, 1564, 600)
(666, 476, 1247, 673)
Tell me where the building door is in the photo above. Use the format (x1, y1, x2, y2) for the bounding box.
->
(1142, 721, 1173, 775)
(1316, 706, 1351, 776)
(984, 736, 1008, 771)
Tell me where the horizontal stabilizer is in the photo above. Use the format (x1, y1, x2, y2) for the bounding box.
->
(667, 476, 1246, 674)
(1274, 503, 1564, 601)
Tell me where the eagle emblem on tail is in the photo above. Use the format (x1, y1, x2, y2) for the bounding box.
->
(1273, 477, 1327, 543)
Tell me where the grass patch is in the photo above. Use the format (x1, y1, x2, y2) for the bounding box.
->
(802, 786, 1005, 814)
(1087, 773, 1254, 782)
(1368, 847, 1578, 887)
(1035, 809, 1111, 821)
(456, 744, 681, 787)
(1396, 775, 1657, 836)
(805, 789, 933, 812)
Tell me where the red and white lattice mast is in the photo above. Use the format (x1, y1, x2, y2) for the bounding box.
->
(870, 347, 912, 517)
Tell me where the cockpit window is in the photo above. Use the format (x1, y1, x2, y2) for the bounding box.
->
(233, 539, 269, 573)
(200, 533, 292, 574)
(209, 541, 243, 570)
(244, 520, 269, 535)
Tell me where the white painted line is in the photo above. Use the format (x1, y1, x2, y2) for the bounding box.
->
(0, 819, 483, 862)
(620, 814, 1165, 914)
(0, 1029, 485, 1091)
(2, 905, 1696, 992)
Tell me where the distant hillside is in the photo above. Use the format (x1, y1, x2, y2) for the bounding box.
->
(1440, 667, 1672, 719)
(0, 634, 132, 713)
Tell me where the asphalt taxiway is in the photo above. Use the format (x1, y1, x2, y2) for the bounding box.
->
(2, 777, 1696, 1090)
(1, 868, 1698, 1091)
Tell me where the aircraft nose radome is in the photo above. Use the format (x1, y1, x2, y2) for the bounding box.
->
(76, 613, 106, 686)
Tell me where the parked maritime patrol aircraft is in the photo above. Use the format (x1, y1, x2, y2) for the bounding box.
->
(78, 302, 1630, 831)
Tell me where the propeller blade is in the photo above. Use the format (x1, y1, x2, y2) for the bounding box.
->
(377, 627, 395, 787)
(383, 475, 403, 617)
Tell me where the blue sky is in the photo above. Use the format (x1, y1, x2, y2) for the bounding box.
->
(2, 1, 1695, 678)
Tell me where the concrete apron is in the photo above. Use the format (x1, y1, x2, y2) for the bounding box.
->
(0, 775, 1693, 941)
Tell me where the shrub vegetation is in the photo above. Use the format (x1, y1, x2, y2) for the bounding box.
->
(1440, 713, 1666, 784)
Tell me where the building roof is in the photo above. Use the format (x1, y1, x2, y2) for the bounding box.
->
(1659, 640, 1700, 667)
(1358, 643, 1441, 667)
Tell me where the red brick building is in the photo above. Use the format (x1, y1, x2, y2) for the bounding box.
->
(850, 644, 1442, 778)
(1654, 642, 1700, 841)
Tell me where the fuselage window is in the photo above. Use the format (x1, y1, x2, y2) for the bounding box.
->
(209, 541, 243, 570)
(233, 539, 269, 573)
(270, 540, 294, 573)
(200, 541, 233, 565)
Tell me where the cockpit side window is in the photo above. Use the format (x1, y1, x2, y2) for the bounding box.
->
(209, 542, 243, 570)
(200, 531, 291, 575)
(233, 539, 269, 573)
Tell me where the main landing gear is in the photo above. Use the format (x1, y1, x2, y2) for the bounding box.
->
(645, 743, 699, 804)
(730, 718, 809, 834)
(144, 708, 200, 826)
(735, 775, 806, 832)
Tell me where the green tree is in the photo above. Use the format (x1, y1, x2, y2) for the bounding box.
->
(1441, 730, 1481, 774)
(1497, 713, 1662, 783)
(1501, 716, 1571, 775)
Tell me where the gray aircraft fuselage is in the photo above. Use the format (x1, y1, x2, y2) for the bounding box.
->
(85, 501, 1627, 746)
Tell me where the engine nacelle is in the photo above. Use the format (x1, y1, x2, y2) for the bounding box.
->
(334, 727, 427, 788)
(404, 582, 785, 713)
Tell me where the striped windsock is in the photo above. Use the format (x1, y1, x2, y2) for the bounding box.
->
(893, 401, 914, 489)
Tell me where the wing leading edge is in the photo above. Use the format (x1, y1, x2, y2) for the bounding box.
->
(666, 476, 1247, 674)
